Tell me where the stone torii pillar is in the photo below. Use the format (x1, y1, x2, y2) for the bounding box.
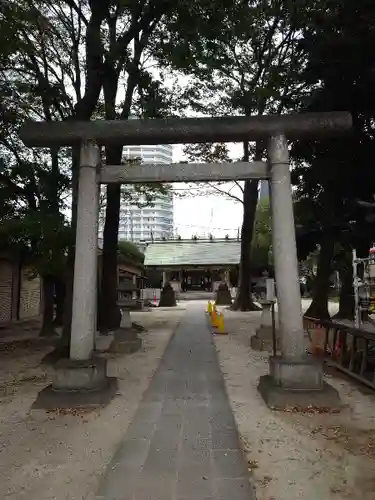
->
(257, 135, 340, 409)
(35, 142, 116, 409)
(70, 141, 100, 360)
(268, 135, 304, 359)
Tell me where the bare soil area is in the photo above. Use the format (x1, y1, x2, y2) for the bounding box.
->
(213, 306, 375, 500)
(0, 306, 185, 500)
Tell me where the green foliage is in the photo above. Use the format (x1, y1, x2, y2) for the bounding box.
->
(0, 212, 70, 275)
(121, 158, 171, 208)
(292, 0, 375, 258)
(179, 143, 243, 202)
(118, 240, 144, 264)
(155, 1, 308, 119)
(0, 154, 71, 276)
(0, 0, 182, 286)
(184, 143, 231, 164)
(0, 0, 79, 281)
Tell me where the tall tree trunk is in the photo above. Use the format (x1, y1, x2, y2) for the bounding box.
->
(334, 265, 354, 320)
(305, 235, 334, 319)
(98, 55, 123, 333)
(232, 142, 262, 311)
(232, 180, 261, 310)
(39, 275, 56, 337)
(97, 6, 166, 330)
(98, 45, 139, 331)
(99, 178, 122, 332)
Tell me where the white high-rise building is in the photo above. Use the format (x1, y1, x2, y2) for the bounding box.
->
(99, 144, 174, 242)
(259, 180, 270, 200)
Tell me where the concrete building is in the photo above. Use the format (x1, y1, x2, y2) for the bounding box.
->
(99, 144, 174, 242)
(259, 179, 270, 200)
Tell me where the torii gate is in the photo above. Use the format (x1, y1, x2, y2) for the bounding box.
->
(20, 112, 351, 409)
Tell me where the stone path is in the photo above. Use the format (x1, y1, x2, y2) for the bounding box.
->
(96, 303, 254, 500)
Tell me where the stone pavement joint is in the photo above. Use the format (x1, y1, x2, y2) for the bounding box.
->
(96, 303, 255, 500)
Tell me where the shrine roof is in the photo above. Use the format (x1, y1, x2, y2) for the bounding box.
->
(144, 239, 241, 267)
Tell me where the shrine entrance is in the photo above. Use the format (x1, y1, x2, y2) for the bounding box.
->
(20, 111, 351, 409)
(182, 270, 208, 291)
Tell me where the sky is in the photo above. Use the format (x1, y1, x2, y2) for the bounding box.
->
(172, 143, 245, 238)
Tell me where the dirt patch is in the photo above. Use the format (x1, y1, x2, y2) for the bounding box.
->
(213, 306, 375, 500)
(310, 424, 375, 459)
(0, 318, 42, 339)
(0, 307, 185, 500)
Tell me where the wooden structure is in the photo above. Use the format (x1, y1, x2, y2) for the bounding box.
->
(144, 239, 240, 292)
(0, 253, 42, 324)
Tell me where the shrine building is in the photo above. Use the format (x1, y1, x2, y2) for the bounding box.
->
(143, 238, 240, 292)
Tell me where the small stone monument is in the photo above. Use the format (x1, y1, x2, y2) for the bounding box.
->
(110, 310, 143, 354)
(110, 283, 143, 353)
(251, 278, 280, 351)
(215, 282, 233, 306)
(159, 282, 177, 307)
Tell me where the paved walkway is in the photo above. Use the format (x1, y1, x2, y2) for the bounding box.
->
(96, 304, 254, 500)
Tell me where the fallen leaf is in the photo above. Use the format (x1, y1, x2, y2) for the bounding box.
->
(247, 459, 259, 469)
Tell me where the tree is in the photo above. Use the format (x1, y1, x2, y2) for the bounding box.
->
(0, 155, 71, 336)
(0, 0, 113, 348)
(293, 162, 342, 319)
(292, 142, 373, 320)
(0, 0, 74, 335)
(156, 0, 308, 310)
(0, 1, 178, 342)
(290, 0, 375, 319)
(118, 240, 144, 265)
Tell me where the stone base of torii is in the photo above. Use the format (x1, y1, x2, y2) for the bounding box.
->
(18, 113, 349, 411)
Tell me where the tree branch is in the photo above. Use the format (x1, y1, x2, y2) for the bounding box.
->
(204, 182, 244, 204)
(234, 180, 244, 193)
(60, 0, 89, 27)
(71, 0, 109, 120)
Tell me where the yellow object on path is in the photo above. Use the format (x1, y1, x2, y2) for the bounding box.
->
(211, 306, 228, 335)
(216, 312, 227, 334)
(207, 301, 213, 314)
(211, 306, 218, 328)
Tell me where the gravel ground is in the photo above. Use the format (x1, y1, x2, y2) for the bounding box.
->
(0, 306, 186, 500)
(213, 302, 375, 500)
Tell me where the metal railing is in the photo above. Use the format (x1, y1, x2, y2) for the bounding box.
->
(304, 316, 375, 390)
